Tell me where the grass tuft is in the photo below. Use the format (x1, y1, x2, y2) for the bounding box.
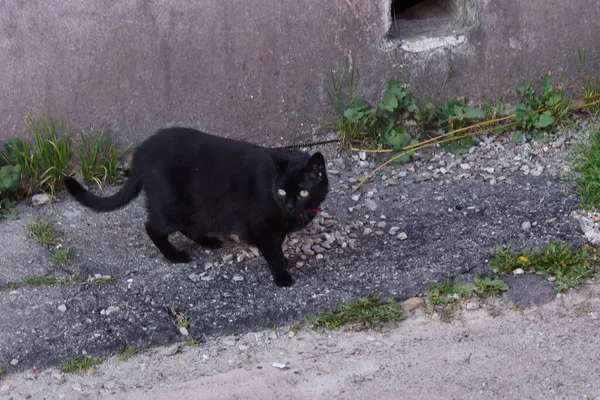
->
(4, 275, 79, 290)
(49, 248, 73, 267)
(491, 242, 598, 292)
(115, 347, 141, 361)
(60, 357, 104, 374)
(308, 297, 404, 330)
(76, 128, 128, 187)
(28, 220, 59, 248)
(572, 125, 600, 209)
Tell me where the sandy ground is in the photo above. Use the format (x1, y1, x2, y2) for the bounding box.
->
(1, 279, 599, 400)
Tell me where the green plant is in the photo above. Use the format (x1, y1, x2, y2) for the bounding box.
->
(308, 297, 404, 330)
(60, 357, 104, 374)
(9, 115, 71, 195)
(0, 366, 5, 375)
(0, 163, 22, 219)
(572, 125, 600, 209)
(513, 75, 570, 141)
(183, 336, 198, 347)
(4, 275, 79, 290)
(49, 248, 73, 267)
(428, 276, 508, 306)
(578, 48, 600, 112)
(116, 347, 141, 361)
(76, 128, 128, 186)
(491, 242, 598, 292)
(436, 98, 484, 154)
(29, 220, 59, 248)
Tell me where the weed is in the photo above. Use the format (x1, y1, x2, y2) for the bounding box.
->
(60, 357, 103, 374)
(491, 242, 598, 292)
(76, 128, 128, 186)
(513, 74, 570, 140)
(0, 163, 22, 219)
(578, 48, 600, 113)
(10, 115, 71, 195)
(4, 275, 79, 290)
(28, 220, 59, 248)
(437, 98, 484, 154)
(308, 297, 404, 330)
(0, 366, 4, 375)
(116, 347, 141, 361)
(428, 276, 508, 306)
(49, 248, 73, 267)
(183, 336, 198, 347)
(572, 125, 600, 209)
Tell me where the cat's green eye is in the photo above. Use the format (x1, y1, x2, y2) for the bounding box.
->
(299, 190, 309, 198)
(277, 189, 287, 196)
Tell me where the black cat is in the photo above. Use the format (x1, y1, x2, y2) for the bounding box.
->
(64, 127, 328, 287)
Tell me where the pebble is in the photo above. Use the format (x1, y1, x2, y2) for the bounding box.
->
(238, 344, 250, 351)
(104, 381, 117, 390)
(179, 327, 189, 336)
(32, 193, 51, 206)
(232, 275, 245, 282)
(466, 301, 480, 310)
(72, 383, 83, 392)
(521, 221, 532, 231)
(101, 306, 120, 316)
(547, 276, 557, 282)
(272, 362, 288, 369)
(0, 384, 12, 392)
(10, 359, 18, 366)
(460, 163, 471, 170)
(188, 273, 202, 283)
(389, 226, 400, 235)
(164, 345, 181, 356)
(364, 199, 378, 211)
(513, 268, 525, 275)
(58, 304, 67, 312)
(397, 232, 408, 241)
(401, 297, 424, 313)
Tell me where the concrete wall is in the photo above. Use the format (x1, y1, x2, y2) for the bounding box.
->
(1, 0, 600, 145)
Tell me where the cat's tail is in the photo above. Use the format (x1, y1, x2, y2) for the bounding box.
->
(63, 175, 142, 212)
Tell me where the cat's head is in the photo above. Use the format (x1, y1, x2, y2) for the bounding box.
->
(272, 152, 328, 215)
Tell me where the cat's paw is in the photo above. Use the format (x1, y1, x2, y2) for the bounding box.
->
(273, 273, 294, 287)
(167, 251, 192, 264)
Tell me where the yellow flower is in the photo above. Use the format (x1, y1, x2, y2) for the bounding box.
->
(559, 260, 566, 267)
(519, 256, 529, 263)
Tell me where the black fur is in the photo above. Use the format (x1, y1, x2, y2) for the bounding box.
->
(64, 127, 329, 287)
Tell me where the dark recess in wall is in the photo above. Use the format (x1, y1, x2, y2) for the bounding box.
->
(388, 0, 458, 39)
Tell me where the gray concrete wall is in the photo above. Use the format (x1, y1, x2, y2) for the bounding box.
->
(1, 0, 600, 145)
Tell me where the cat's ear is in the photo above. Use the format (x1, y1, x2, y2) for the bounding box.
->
(304, 152, 326, 180)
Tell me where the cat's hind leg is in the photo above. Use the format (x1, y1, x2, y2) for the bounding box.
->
(180, 228, 222, 249)
(145, 218, 191, 263)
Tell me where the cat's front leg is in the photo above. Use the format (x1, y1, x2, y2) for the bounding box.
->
(256, 237, 294, 287)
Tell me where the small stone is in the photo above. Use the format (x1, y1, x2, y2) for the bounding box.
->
(401, 297, 424, 313)
(236, 254, 246, 263)
(101, 306, 119, 316)
(295, 261, 304, 268)
(223, 254, 234, 262)
(164, 345, 180, 356)
(201, 275, 214, 281)
(202, 354, 210, 360)
(238, 345, 250, 351)
(188, 273, 202, 283)
(232, 275, 245, 282)
(547, 276, 557, 282)
(397, 232, 408, 241)
(460, 163, 471, 170)
(358, 152, 367, 161)
(179, 327, 189, 336)
(72, 383, 83, 392)
(521, 221, 532, 231)
(466, 302, 480, 310)
(32, 193, 51, 206)
(204, 262, 213, 270)
(363, 228, 373, 235)
(0, 384, 12, 392)
(364, 199, 378, 211)
(316, 254, 324, 260)
(351, 194, 360, 202)
(272, 362, 287, 369)
(312, 245, 325, 254)
(104, 381, 116, 390)
(513, 268, 525, 275)
(58, 304, 67, 312)
(389, 226, 400, 235)
(51, 370, 63, 380)
(376, 221, 386, 228)
(10, 359, 18, 366)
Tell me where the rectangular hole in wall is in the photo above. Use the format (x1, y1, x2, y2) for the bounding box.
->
(388, 0, 462, 40)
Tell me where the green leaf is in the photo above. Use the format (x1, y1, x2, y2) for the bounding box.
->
(533, 132, 552, 143)
(516, 83, 529, 95)
(464, 107, 484, 119)
(534, 111, 555, 128)
(343, 108, 358, 120)
(546, 94, 562, 106)
(3, 177, 13, 188)
(512, 132, 526, 143)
